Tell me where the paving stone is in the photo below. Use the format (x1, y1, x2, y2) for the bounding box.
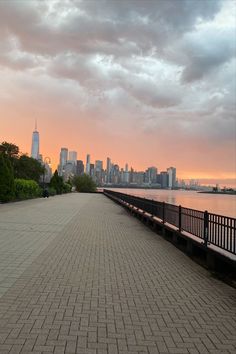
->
(0, 193, 235, 353)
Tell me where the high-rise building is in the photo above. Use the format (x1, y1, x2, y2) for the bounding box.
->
(90, 163, 95, 179)
(124, 163, 129, 183)
(95, 160, 103, 185)
(69, 151, 77, 165)
(167, 167, 176, 189)
(160, 171, 168, 188)
(95, 160, 103, 173)
(76, 160, 84, 176)
(106, 157, 111, 183)
(59, 148, 68, 176)
(63, 161, 75, 181)
(146, 167, 157, 184)
(86, 154, 90, 175)
(31, 121, 40, 160)
(113, 164, 120, 184)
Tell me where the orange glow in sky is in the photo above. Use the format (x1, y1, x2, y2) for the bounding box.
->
(0, 1, 235, 185)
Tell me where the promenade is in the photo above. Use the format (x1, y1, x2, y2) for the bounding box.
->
(0, 194, 235, 354)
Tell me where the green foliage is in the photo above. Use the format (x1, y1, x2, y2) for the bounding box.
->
(63, 183, 72, 193)
(0, 142, 19, 159)
(73, 174, 96, 193)
(14, 155, 45, 182)
(15, 179, 42, 200)
(50, 170, 64, 194)
(48, 187, 56, 196)
(0, 154, 15, 202)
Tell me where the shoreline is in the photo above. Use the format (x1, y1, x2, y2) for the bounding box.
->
(198, 191, 236, 195)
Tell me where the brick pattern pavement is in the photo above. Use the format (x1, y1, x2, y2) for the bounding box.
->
(0, 195, 89, 298)
(0, 194, 235, 354)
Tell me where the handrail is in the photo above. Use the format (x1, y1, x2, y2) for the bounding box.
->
(103, 189, 236, 255)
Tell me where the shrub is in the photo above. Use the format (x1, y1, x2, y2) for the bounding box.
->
(50, 170, 64, 194)
(73, 175, 96, 193)
(48, 187, 56, 196)
(63, 183, 72, 193)
(0, 154, 15, 202)
(15, 179, 41, 200)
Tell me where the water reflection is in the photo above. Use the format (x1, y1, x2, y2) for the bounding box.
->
(109, 189, 236, 218)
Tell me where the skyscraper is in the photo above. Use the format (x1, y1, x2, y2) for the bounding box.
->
(59, 148, 68, 176)
(167, 167, 176, 189)
(106, 157, 111, 183)
(31, 121, 40, 160)
(95, 160, 103, 185)
(160, 171, 168, 188)
(76, 160, 84, 176)
(69, 151, 77, 165)
(124, 163, 129, 183)
(86, 154, 90, 175)
(146, 167, 158, 184)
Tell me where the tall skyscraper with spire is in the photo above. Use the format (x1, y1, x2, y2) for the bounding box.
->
(31, 120, 40, 160)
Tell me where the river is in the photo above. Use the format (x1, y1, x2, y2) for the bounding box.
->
(107, 188, 236, 218)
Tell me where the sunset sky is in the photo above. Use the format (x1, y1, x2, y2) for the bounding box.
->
(0, 0, 235, 182)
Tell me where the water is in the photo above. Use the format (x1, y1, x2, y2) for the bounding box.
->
(108, 188, 236, 218)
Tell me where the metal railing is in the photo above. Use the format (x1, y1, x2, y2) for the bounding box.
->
(103, 190, 236, 255)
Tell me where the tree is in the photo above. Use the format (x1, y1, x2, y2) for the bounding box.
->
(50, 170, 64, 194)
(0, 153, 15, 202)
(14, 155, 45, 182)
(73, 174, 96, 193)
(0, 142, 19, 159)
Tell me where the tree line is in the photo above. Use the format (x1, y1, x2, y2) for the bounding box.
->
(0, 142, 96, 203)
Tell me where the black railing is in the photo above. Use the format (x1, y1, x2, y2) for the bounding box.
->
(103, 190, 236, 255)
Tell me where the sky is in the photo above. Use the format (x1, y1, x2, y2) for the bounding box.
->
(0, 0, 235, 182)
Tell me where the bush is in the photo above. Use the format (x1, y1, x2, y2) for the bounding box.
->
(0, 154, 15, 202)
(15, 179, 41, 200)
(48, 187, 56, 196)
(63, 183, 72, 193)
(73, 175, 97, 193)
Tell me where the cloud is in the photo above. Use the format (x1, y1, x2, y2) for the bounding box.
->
(180, 28, 236, 82)
(0, 0, 235, 177)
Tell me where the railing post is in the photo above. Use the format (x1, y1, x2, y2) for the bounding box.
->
(162, 202, 165, 224)
(179, 205, 182, 232)
(204, 210, 209, 247)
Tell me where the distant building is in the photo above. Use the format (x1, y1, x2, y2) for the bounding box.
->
(95, 160, 103, 172)
(59, 148, 68, 176)
(124, 163, 129, 183)
(160, 171, 168, 188)
(63, 161, 75, 181)
(113, 164, 120, 184)
(76, 160, 84, 176)
(86, 154, 90, 175)
(146, 167, 158, 184)
(95, 160, 103, 185)
(167, 167, 176, 189)
(31, 122, 40, 160)
(69, 151, 77, 165)
(106, 157, 111, 183)
(90, 163, 95, 179)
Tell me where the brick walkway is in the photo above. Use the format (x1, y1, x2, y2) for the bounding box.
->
(0, 194, 235, 354)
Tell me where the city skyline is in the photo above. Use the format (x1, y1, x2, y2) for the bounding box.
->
(27, 122, 235, 188)
(0, 1, 235, 183)
(55, 144, 178, 188)
(4, 121, 236, 187)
